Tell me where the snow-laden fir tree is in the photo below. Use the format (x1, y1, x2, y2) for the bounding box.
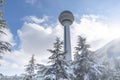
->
(25, 55, 37, 80)
(0, 0, 11, 59)
(0, 73, 4, 80)
(110, 58, 120, 80)
(43, 37, 73, 80)
(101, 58, 120, 80)
(73, 36, 104, 80)
(36, 64, 47, 80)
(100, 59, 113, 80)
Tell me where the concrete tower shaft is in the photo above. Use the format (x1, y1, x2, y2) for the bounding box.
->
(59, 10, 74, 61)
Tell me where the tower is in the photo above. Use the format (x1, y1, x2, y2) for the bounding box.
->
(59, 10, 74, 61)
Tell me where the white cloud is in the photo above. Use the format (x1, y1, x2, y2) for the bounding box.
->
(71, 15, 120, 51)
(23, 15, 48, 24)
(1, 14, 120, 75)
(25, 0, 37, 5)
(0, 28, 15, 46)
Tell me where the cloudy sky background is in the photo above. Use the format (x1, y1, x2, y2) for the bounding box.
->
(0, 0, 120, 75)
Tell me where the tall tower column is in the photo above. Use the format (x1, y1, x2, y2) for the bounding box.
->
(59, 11, 74, 61)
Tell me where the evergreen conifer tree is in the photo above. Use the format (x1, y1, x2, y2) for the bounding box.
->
(0, 0, 11, 58)
(25, 55, 37, 80)
(73, 36, 103, 80)
(44, 37, 73, 80)
(111, 58, 120, 80)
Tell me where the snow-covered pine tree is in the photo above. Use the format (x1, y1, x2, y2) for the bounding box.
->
(44, 37, 73, 80)
(100, 59, 113, 80)
(25, 55, 37, 80)
(36, 63, 52, 80)
(0, 0, 11, 59)
(111, 58, 120, 80)
(36, 64, 54, 80)
(0, 73, 4, 80)
(101, 58, 120, 80)
(73, 36, 103, 80)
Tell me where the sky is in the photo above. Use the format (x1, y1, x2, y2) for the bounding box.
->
(1, 0, 120, 76)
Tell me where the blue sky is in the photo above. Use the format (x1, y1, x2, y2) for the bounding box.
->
(4, 0, 120, 51)
(1, 0, 120, 75)
(4, 0, 120, 35)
